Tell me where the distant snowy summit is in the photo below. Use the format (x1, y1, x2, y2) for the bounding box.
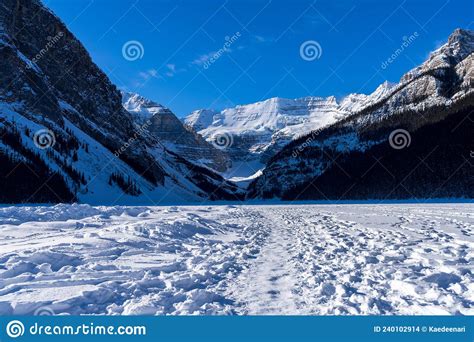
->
(184, 81, 396, 172)
(122, 92, 169, 123)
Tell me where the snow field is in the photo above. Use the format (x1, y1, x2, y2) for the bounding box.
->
(0, 203, 472, 315)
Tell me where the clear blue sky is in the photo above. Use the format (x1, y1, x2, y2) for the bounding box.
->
(45, 0, 473, 117)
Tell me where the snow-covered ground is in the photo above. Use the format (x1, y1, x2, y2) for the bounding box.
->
(0, 203, 472, 315)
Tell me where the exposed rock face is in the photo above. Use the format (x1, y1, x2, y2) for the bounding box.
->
(1, 0, 163, 183)
(248, 29, 474, 200)
(123, 92, 231, 172)
(0, 0, 241, 204)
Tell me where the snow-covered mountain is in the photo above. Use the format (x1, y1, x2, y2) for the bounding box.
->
(1, 0, 471, 204)
(184, 109, 219, 132)
(122, 92, 168, 123)
(184, 81, 399, 178)
(248, 28, 474, 200)
(122, 92, 230, 172)
(0, 0, 241, 204)
(339, 81, 395, 113)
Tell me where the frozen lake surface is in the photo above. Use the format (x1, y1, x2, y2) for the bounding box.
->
(0, 203, 472, 315)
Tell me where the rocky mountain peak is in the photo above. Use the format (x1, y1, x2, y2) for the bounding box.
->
(121, 93, 231, 172)
(447, 28, 474, 54)
(122, 91, 169, 123)
(402, 28, 474, 83)
(430, 28, 474, 65)
(370, 80, 396, 100)
(122, 92, 163, 110)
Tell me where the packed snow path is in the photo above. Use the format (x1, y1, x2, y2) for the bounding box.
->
(0, 204, 472, 315)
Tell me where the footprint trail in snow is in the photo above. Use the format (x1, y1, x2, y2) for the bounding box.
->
(0, 203, 472, 315)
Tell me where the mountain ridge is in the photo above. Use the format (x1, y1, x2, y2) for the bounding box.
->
(122, 92, 231, 172)
(0, 0, 242, 204)
(183, 78, 398, 177)
(1, 0, 471, 203)
(247, 28, 474, 200)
